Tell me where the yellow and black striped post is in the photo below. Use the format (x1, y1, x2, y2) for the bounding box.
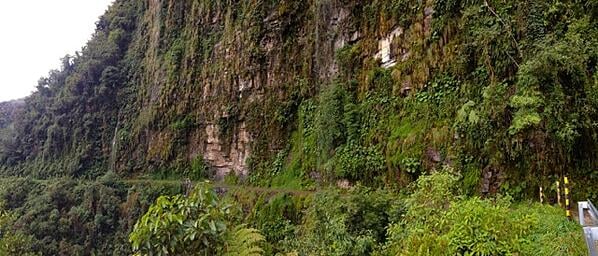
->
(556, 180, 562, 208)
(564, 176, 571, 220)
(539, 185, 544, 204)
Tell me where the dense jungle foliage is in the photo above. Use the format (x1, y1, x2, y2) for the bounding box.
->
(0, 172, 586, 255)
(0, 0, 596, 254)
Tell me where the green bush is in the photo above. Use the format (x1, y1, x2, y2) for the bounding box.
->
(444, 197, 535, 255)
(334, 143, 385, 182)
(379, 170, 586, 256)
(188, 156, 208, 180)
(248, 194, 302, 255)
(0, 202, 38, 256)
(289, 187, 403, 256)
(129, 183, 264, 256)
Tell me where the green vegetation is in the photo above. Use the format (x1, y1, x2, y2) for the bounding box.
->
(381, 170, 585, 255)
(0, 175, 182, 255)
(0, 0, 595, 198)
(0, 171, 587, 255)
(124, 171, 584, 256)
(0, 0, 595, 254)
(0, 202, 38, 256)
(129, 183, 264, 256)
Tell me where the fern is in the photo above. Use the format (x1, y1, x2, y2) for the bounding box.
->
(509, 110, 542, 135)
(224, 225, 265, 256)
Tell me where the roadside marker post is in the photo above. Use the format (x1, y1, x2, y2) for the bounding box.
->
(556, 180, 562, 208)
(565, 176, 571, 220)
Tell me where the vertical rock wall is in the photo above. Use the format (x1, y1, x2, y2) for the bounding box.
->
(115, 0, 365, 177)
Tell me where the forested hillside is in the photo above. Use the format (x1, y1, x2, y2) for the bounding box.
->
(0, 100, 23, 152)
(0, 0, 596, 255)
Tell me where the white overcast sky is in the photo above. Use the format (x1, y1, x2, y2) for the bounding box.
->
(0, 0, 114, 102)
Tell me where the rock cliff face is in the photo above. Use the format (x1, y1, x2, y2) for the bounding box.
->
(107, 0, 421, 177)
(1, 0, 427, 178)
(3, 0, 596, 195)
(1, 1, 598, 254)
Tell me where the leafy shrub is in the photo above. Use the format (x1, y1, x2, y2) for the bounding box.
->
(444, 197, 535, 255)
(379, 170, 586, 256)
(129, 183, 264, 256)
(0, 202, 38, 256)
(248, 194, 302, 255)
(188, 155, 208, 180)
(334, 143, 385, 182)
(289, 187, 403, 256)
(315, 84, 348, 162)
